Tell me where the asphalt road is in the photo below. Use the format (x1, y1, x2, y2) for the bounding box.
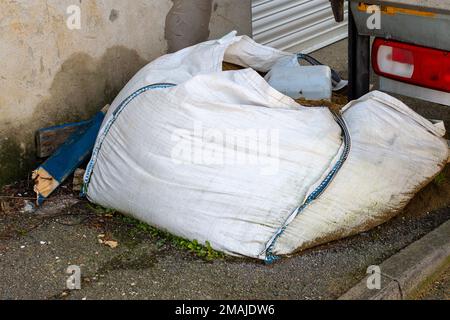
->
(0, 191, 448, 300)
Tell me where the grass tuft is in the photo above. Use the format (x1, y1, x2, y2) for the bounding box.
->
(87, 204, 225, 261)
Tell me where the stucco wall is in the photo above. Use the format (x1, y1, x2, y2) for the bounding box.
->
(0, 0, 251, 186)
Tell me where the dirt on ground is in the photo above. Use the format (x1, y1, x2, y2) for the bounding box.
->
(223, 61, 349, 112)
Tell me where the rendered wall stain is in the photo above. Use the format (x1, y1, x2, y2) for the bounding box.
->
(0, 0, 172, 186)
(209, 0, 252, 39)
(165, 0, 213, 53)
(0, 0, 251, 186)
(165, 0, 252, 52)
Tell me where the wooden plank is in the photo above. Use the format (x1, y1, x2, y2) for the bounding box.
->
(36, 105, 110, 158)
(36, 120, 91, 158)
(33, 112, 104, 205)
(72, 168, 86, 192)
(33, 105, 109, 206)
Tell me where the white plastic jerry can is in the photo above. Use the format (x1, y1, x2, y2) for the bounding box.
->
(265, 56, 332, 101)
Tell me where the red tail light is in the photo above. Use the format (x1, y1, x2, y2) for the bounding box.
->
(372, 38, 450, 93)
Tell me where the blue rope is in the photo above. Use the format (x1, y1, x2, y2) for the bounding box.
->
(82, 83, 176, 195)
(264, 113, 351, 264)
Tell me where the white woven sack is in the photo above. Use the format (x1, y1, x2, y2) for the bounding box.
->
(85, 32, 448, 260)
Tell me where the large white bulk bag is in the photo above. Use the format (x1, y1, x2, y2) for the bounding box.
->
(272, 91, 448, 257)
(84, 32, 448, 261)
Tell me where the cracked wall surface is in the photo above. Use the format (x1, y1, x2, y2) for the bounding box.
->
(0, 0, 251, 186)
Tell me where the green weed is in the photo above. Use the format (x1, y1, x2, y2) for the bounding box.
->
(434, 173, 447, 186)
(124, 214, 225, 261)
(89, 204, 225, 261)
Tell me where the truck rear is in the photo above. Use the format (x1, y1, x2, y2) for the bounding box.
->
(331, 0, 450, 105)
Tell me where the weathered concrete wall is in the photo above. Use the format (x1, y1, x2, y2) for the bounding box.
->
(0, 0, 251, 186)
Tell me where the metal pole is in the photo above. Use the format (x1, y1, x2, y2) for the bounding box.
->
(348, 0, 371, 100)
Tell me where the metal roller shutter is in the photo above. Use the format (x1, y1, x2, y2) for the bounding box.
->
(252, 0, 348, 53)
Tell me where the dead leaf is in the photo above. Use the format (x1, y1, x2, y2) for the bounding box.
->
(103, 240, 118, 249)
